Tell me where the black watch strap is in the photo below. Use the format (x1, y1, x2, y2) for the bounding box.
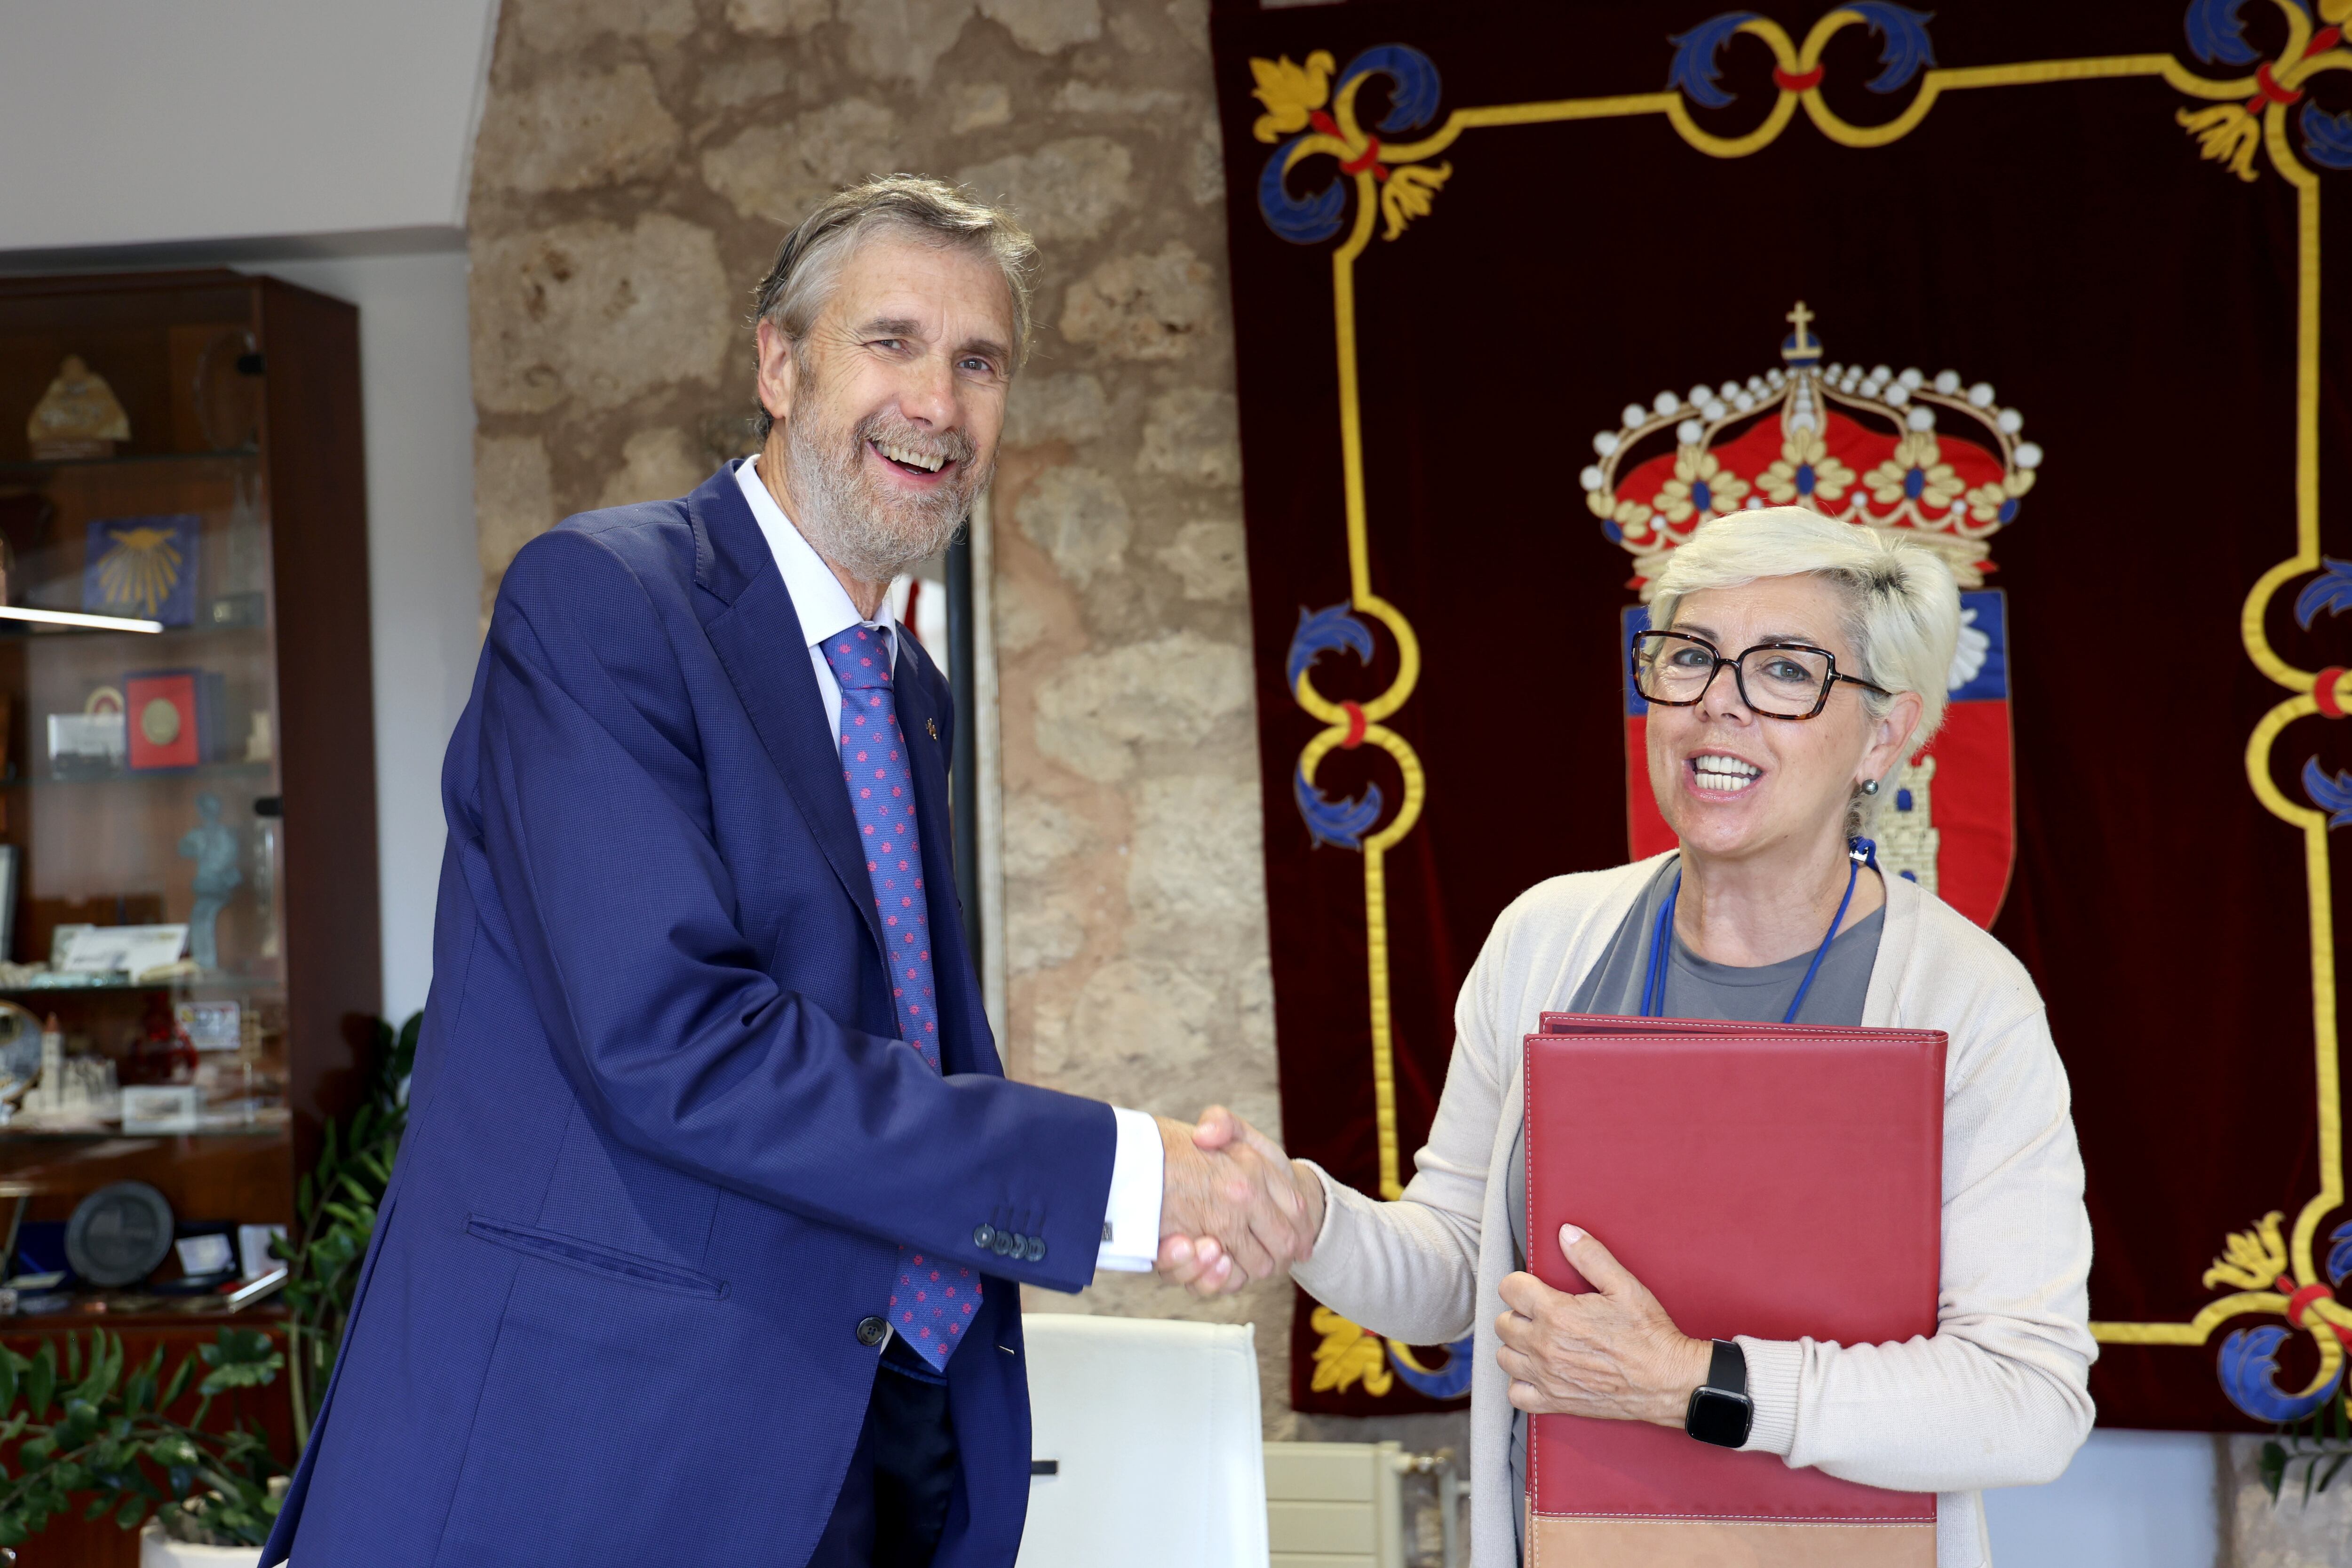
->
(1684, 1338, 1753, 1449)
(1708, 1337, 1748, 1397)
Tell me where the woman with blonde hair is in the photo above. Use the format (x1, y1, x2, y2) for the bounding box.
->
(1163, 506, 2094, 1567)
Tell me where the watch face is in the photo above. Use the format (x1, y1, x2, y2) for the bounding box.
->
(1686, 1387, 1754, 1449)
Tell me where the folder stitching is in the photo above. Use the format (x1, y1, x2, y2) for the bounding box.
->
(1532, 1512, 1934, 1526)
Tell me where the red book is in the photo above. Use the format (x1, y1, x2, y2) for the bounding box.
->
(1523, 1013, 1945, 1567)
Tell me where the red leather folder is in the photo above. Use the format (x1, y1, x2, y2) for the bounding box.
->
(1522, 1013, 1946, 1567)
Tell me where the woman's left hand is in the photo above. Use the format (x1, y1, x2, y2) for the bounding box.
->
(1495, 1225, 1714, 1427)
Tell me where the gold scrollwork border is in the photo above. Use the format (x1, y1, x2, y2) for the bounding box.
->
(1264, 10, 2347, 1367)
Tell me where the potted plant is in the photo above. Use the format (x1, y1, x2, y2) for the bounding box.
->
(0, 1011, 416, 1562)
(280, 1012, 414, 1444)
(0, 1326, 283, 1560)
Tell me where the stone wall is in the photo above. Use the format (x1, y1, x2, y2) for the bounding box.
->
(465, 0, 1469, 1481)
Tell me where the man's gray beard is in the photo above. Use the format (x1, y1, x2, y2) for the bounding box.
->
(783, 407, 985, 584)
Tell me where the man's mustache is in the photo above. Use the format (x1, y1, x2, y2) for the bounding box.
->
(850, 413, 977, 472)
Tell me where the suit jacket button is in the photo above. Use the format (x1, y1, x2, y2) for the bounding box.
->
(1024, 1236, 1046, 1263)
(856, 1316, 888, 1347)
(993, 1231, 1018, 1257)
(973, 1224, 996, 1250)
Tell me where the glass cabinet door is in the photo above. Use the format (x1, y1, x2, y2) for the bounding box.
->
(0, 285, 290, 1138)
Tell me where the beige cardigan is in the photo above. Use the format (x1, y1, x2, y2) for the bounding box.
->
(1291, 856, 2096, 1568)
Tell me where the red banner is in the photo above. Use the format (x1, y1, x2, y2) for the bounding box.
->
(1214, 0, 2352, 1425)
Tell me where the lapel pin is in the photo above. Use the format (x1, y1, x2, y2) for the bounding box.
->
(927, 717, 939, 740)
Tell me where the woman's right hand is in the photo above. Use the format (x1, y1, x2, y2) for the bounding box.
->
(1156, 1107, 1325, 1296)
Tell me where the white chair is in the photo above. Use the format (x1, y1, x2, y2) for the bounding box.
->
(1015, 1314, 1271, 1568)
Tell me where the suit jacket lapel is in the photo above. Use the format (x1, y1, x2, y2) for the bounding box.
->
(687, 470, 889, 964)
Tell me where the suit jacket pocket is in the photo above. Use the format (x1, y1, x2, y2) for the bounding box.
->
(465, 1215, 729, 1300)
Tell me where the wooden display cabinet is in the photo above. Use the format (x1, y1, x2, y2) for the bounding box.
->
(0, 271, 380, 1565)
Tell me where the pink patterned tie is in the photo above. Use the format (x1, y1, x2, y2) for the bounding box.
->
(821, 625, 977, 1371)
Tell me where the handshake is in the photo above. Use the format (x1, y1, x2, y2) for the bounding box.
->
(1151, 1106, 1325, 1296)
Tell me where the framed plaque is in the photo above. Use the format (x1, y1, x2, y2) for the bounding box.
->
(82, 516, 198, 627)
(123, 669, 219, 771)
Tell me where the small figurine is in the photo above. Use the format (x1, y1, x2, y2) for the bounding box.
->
(32, 1013, 61, 1114)
(126, 994, 198, 1086)
(179, 793, 242, 972)
(26, 357, 130, 460)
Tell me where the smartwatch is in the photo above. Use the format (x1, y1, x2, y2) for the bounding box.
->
(1684, 1338, 1753, 1449)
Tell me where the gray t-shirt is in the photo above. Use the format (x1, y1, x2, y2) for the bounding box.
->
(1502, 856, 1884, 1538)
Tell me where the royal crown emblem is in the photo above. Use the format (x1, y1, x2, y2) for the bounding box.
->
(1602, 305, 2033, 929)
(1581, 302, 2044, 597)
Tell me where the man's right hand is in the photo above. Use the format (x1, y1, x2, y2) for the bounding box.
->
(1154, 1109, 1314, 1295)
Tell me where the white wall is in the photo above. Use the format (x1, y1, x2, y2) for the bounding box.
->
(0, 0, 498, 253)
(251, 252, 480, 1024)
(1986, 1429, 2221, 1568)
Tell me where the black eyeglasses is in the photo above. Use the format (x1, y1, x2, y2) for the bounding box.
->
(1629, 630, 1891, 720)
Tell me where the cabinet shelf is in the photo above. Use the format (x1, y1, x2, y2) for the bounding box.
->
(0, 1122, 288, 1147)
(0, 618, 266, 646)
(0, 447, 259, 479)
(0, 974, 283, 999)
(11, 761, 275, 792)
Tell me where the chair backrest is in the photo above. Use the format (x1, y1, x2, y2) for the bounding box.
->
(1015, 1313, 1270, 1568)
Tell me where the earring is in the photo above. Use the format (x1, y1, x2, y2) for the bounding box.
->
(1859, 779, 1880, 796)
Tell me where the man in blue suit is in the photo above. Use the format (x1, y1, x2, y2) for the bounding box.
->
(263, 176, 1310, 1568)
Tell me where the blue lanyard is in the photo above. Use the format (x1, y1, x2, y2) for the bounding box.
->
(1640, 839, 1879, 1023)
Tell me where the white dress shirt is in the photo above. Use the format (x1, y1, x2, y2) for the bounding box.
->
(733, 458, 1162, 1273)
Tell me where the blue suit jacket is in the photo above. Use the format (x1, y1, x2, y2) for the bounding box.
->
(264, 468, 1118, 1567)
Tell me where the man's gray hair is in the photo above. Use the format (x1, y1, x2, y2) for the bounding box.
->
(749, 175, 1037, 437)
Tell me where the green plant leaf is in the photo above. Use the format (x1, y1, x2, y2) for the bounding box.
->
(29, 1341, 56, 1417)
(74, 1334, 119, 1407)
(202, 1329, 275, 1368)
(114, 1491, 147, 1529)
(122, 1346, 162, 1416)
(197, 1329, 283, 1394)
(159, 1354, 194, 1412)
(2263, 1439, 2288, 1502)
(63, 1334, 79, 1385)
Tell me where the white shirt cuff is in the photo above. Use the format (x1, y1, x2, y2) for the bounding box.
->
(1096, 1106, 1164, 1273)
